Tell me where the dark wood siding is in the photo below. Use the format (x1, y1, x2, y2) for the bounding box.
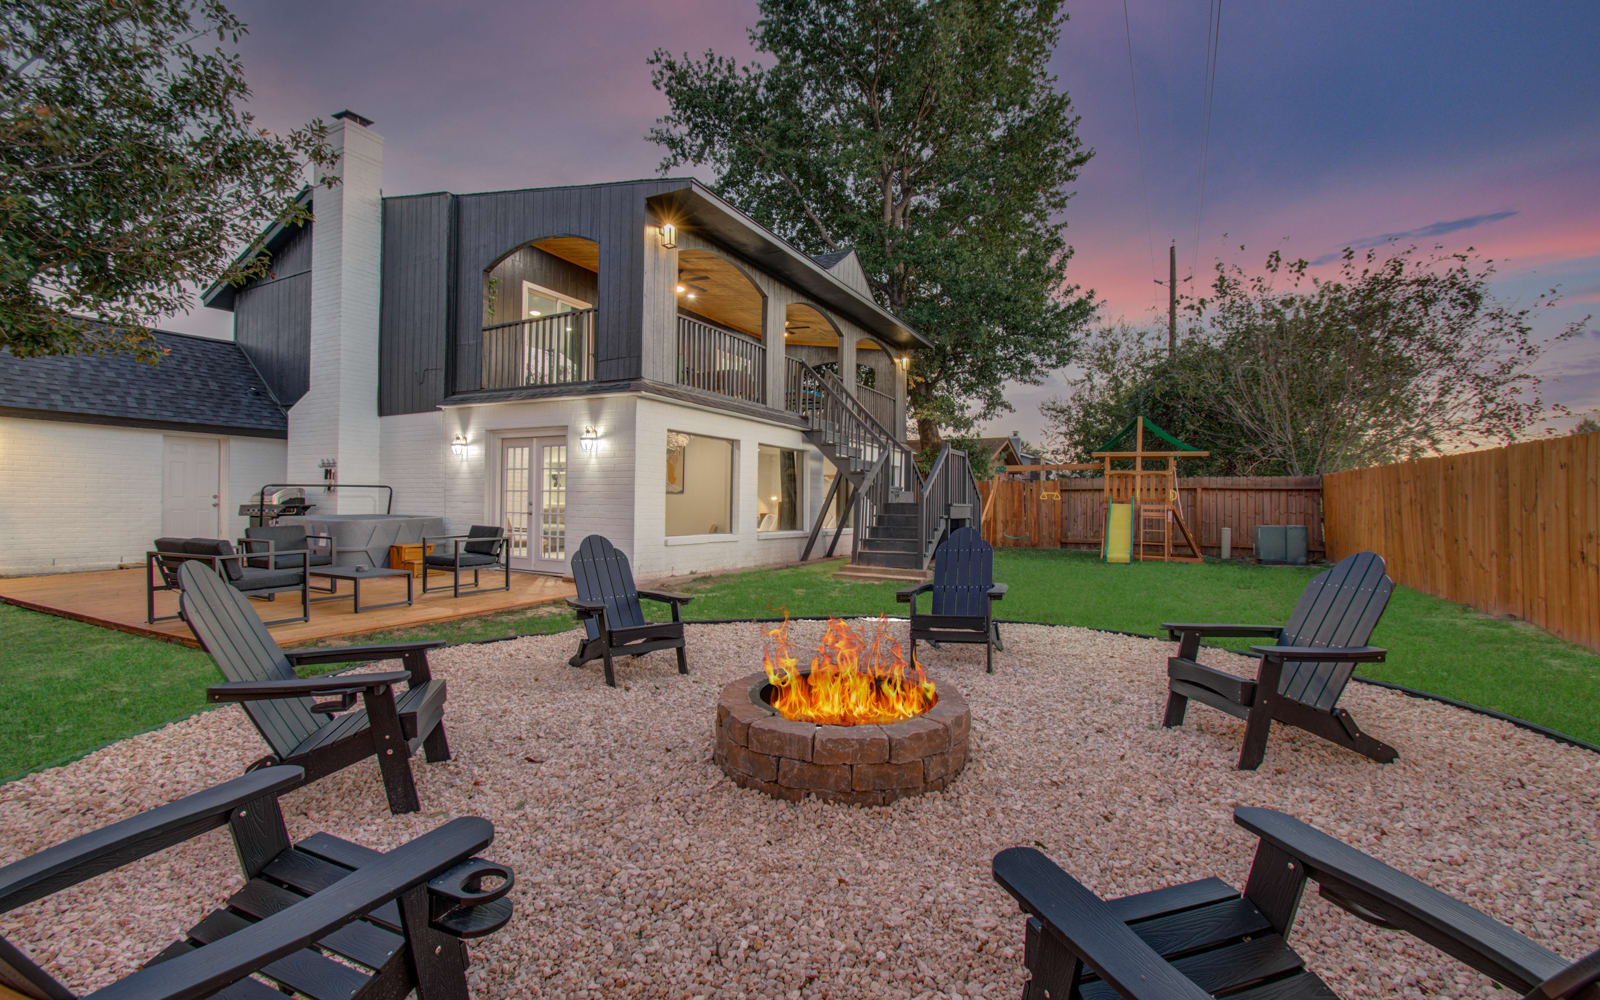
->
(233, 220, 312, 405)
(452, 179, 686, 393)
(379, 193, 454, 415)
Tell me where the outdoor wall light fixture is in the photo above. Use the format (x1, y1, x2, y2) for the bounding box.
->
(897, 354, 912, 370)
(450, 433, 468, 459)
(659, 222, 678, 249)
(580, 425, 601, 455)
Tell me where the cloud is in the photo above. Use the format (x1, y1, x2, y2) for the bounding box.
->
(1310, 210, 1519, 265)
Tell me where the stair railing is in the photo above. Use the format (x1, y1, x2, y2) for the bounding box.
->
(917, 443, 981, 565)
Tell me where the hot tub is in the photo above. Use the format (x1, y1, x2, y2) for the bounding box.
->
(279, 514, 447, 568)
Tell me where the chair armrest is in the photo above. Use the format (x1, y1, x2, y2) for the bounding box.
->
(84, 817, 500, 1000)
(896, 583, 932, 602)
(1233, 808, 1569, 993)
(1249, 644, 1386, 663)
(1163, 623, 1284, 640)
(286, 641, 446, 667)
(638, 590, 692, 605)
(988, 582, 1008, 600)
(0, 767, 305, 915)
(207, 670, 412, 703)
(567, 598, 606, 617)
(992, 847, 1212, 1000)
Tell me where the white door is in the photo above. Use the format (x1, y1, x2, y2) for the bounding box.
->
(162, 436, 221, 537)
(501, 436, 568, 573)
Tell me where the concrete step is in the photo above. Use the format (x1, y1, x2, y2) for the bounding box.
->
(835, 563, 929, 584)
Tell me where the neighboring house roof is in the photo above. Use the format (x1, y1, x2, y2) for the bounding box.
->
(0, 329, 287, 438)
(809, 249, 854, 269)
(906, 435, 1039, 469)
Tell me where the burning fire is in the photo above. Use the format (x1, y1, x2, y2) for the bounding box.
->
(762, 616, 936, 725)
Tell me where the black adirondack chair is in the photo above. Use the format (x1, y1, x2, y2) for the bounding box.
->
(0, 766, 515, 1000)
(566, 534, 691, 688)
(1161, 550, 1397, 769)
(993, 806, 1600, 1000)
(897, 526, 1008, 672)
(178, 561, 451, 814)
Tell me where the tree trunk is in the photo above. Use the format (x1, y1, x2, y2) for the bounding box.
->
(916, 416, 942, 454)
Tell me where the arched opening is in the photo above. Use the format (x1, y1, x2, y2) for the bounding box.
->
(480, 235, 599, 389)
(675, 249, 767, 403)
(854, 335, 897, 430)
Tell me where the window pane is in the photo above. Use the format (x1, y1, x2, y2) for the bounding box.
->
(758, 445, 803, 532)
(666, 431, 734, 536)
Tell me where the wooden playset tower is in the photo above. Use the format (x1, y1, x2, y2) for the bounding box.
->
(1094, 416, 1206, 563)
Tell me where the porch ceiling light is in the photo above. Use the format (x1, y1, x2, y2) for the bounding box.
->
(451, 433, 468, 459)
(659, 222, 678, 249)
(580, 425, 601, 455)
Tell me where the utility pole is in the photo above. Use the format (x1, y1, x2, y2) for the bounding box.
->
(1167, 242, 1177, 357)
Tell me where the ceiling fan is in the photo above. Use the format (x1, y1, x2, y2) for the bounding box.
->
(676, 273, 711, 299)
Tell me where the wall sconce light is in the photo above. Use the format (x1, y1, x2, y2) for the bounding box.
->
(659, 222, 678, 249)
(450, 433, 468, 459)
(896, 354, 912, 370)
(579, 425, 600, 455)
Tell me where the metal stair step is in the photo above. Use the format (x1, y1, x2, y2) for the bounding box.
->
(859, 536, 919, 553)
(852, 548, 925, 569)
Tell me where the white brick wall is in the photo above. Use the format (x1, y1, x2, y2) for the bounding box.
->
(0, 417, 285, 575)
(380, 411, 446, 519)
(288, 116, 384, 510)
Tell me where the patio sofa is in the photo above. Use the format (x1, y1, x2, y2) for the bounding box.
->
(147, 536, 311, 626)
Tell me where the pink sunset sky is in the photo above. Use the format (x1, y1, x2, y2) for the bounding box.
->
(163, 0, 1600, 446)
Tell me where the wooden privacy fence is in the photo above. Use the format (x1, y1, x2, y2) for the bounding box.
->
(979, 476, 1325, 558)
(1324, 433, 1600, 652)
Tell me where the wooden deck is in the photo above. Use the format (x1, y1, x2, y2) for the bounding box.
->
(0, 567, 576, 647)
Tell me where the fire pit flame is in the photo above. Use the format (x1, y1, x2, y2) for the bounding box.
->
(762, 616, 936, 726)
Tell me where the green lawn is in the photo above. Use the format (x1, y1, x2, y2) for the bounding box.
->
(4, 550, 1597, 781)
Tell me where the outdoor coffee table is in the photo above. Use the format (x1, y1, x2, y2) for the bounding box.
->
(308, 564, 414, 613)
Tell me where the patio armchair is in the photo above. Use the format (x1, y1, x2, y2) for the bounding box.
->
(241, 523, 336, 570)
(422, 525, 510, 598)
(0, 765, 514, 1000)
(567, 534, 691, 687)
(147, 536, 311, 626)
(178, 560, 452, 814)
(1161, 550, 1398, 769)
(993, 806, 1599, 1000)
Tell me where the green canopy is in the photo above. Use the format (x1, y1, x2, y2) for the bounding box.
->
(1094, 416, 1200, 454)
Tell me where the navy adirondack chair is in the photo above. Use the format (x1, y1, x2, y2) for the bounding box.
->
(178, 561, 452, 813)
(897, 526, 1008, 672)
(1161, 550, 1397, 769)
(993, 807, 1600, 1000)
(0, 766, 515, 1000)
(566, 535, 692, 687)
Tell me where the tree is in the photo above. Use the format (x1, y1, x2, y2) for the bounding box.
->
(1, 0, 335, 361)
(1574, 412, 1600, 435)
(647, 0, 1094, 447)
(1045, 246, 1584, 476)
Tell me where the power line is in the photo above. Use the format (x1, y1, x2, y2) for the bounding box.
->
(1121, 0, 1161, 319)
(1191, 0, 1222, 289)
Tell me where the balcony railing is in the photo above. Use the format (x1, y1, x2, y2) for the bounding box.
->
(856, 382, 895, 431)
(480, 309, 596, 390)
(676, 316, 766, 405)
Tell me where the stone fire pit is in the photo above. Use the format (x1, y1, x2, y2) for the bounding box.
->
(714, 671, 971, 805)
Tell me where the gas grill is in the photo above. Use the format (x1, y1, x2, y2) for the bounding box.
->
(238, 487, 315, 525)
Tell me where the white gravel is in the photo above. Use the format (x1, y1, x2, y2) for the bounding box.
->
(1, 621, 1595, 999)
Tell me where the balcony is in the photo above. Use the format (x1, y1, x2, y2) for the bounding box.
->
(676, 315, 766, 405)
(480, 309, 596, 391)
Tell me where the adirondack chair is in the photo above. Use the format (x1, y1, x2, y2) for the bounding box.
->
(0, 766, 515, 1000)
(993, 807, 1600, 1000)
(896, 526, 1008, 672)
(1161, 550, 1397, 769)
(566, 534, 691, 688)
(178, 561, 451, 814)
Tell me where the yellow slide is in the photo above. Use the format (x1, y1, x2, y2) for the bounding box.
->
(1103, 501, 1133, 564)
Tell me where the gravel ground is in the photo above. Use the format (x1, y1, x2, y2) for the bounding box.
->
(2, 621, 1595, 999)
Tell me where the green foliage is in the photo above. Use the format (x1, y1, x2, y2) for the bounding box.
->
(1046, 246, 1584, 475)
(647, 0, 1095, 445)
(1573, 412, 1599, 435)
(0, 0, 335, 361)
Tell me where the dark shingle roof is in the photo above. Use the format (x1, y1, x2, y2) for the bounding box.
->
(809, 249, 854, 269)
(0, 329, 286, 437)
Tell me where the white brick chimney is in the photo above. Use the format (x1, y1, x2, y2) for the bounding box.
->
(288, 110, 383, 512)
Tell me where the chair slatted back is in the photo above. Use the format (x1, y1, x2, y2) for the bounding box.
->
(0, 941, 70, 1000)
(571, 535, 645, 640)
(930, 527, 995, 617)
(1276, 551, 1393, 710)
(1532, 945, 1600, 999)
(178, 562, 322, 756)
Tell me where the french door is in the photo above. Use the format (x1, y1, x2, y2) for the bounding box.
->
(500, 436, 568, 573)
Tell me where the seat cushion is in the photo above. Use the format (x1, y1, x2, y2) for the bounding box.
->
(181, 537, 244, 582)
(235, 566, 306, 591)
(425, 552, 499, 568)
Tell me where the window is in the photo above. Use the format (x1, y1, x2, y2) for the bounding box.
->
(758, 446, 803, 532)
(665, 430, 734, 536)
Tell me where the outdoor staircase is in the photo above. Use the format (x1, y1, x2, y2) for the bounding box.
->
(791, 362, 979, 574)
